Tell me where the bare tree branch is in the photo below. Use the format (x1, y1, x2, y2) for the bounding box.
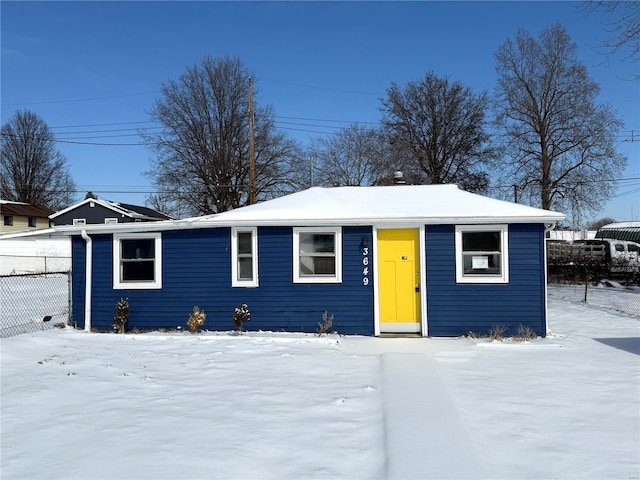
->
(494, 23, 627, 219)
(143, 56, 302, 218)
(1, 110, 76, 209)
(380, 72, 496, 193)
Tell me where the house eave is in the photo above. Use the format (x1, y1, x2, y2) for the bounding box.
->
(41, 213, 564, 236)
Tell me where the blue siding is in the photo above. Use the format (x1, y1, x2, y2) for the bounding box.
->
(425, 224, 546, 337)
(71, 223, 547, 337)
(73, 226, 374, 335)
(71, 236, 86, 328)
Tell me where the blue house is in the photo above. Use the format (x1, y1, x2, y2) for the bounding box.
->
(62, 185, 564, 337)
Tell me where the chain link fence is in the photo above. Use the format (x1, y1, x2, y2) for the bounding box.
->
(0, 272, 71, 338)
(548, 282, 640, 318)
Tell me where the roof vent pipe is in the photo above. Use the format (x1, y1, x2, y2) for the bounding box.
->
(393, 171, 406, 185)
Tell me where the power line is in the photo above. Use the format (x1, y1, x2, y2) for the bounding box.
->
(3, 92, 158, 107)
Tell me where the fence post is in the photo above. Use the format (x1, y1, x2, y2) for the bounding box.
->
(67, 271, 72, 327)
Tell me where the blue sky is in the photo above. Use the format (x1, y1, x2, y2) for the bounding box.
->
(1, 1, 638, 223)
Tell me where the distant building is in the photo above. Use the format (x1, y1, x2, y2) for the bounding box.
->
(595, 222, 640, 244)
(49, 198, 172, 226)
(0, 201, 54, 233)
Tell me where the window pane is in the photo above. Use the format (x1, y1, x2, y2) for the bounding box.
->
(462, 231, 500, 252)
(238, 232, 252, 255)
(122, 260, 155, 281)
(238, 257, 253, 280)
(299, 233, 335, 254)
(122, 239, 155, 259)
(299, 256, 336, 275)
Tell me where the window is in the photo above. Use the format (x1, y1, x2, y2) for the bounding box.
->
(28, 217, 37, 228)
(455, 225, 508, 283)
(4, 215, 13, 226)
(113, 233, 162, 289)
(105, 218, 118, 224)
(293, 227, 342, 283)
(231, 227, 258, 287)
(73, 218, 86, 226)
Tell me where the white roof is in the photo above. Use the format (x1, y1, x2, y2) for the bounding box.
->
(599, 222, 640, 230)
(33, 185, 564, 236)
(192, 185, 565, 226)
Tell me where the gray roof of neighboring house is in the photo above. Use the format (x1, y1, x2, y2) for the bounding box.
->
(49, 198, 172, 221)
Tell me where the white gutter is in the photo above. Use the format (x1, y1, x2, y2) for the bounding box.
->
(80, 230, 92, 332)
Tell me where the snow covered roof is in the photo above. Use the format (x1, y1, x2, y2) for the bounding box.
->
(192, 185, 565, 226)
(595, 221, 640, 243)
(599, 222, 640, 230)
(38, 185, 564, 236)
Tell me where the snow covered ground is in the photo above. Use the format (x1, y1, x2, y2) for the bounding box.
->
(1, 286, 638, 480)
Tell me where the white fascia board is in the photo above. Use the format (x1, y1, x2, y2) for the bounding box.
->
(194, 214, 566, 228)
(49, 198, 134, 220)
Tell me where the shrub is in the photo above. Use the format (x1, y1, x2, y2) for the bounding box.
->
(187, 306, 206, 333)
(514, 324, 537, 342)
(113, 298, 130, 334)
(317, 311, 334, 336)
(488, 324, 507, 342)
(233, 304, 250, 333)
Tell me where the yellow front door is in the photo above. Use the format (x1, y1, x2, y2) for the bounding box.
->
(377, 228, 421, 333)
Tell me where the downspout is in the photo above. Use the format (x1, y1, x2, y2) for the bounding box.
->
(543, 223, 557, 336)
(80, 230, 92, 332)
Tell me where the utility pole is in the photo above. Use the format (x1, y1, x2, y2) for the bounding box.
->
(248, 77, 256, 205)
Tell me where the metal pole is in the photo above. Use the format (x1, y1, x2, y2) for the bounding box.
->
(248, 77, 256, 205)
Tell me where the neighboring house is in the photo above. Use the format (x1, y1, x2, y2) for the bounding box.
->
(57, 185, 564, 336)
(0, 200, 54, 233)
(49, 198, 171, 226)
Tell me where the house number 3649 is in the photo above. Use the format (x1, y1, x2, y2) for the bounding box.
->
(362, 247, 370, 285)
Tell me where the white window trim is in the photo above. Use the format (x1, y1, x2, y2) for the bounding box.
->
(231, 227, 258, 287)
(293, 227, 342, 284)
(104, 218, 118, 224)
(113, 232, 162, 289)
(73, 218, 86, 226)
(455, 224, 509, 284)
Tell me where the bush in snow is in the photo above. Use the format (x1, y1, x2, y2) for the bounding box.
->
(187, 306, 206, 333)
(113, 298, 129, 334)
(233, 304, 250, 334)
(317, 311, 334, 336)
(514, 324, 537, 342)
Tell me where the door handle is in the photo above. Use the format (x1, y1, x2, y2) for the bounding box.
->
(415, 285, 420, 292)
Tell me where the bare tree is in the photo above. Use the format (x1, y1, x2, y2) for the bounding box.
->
(144, 55, 301, 217)
(309, 124, 393, 187)
(586, 217, 617, 230)
(380, 72, 496, 193)
(494, 23, 627, 217)
(1, 110, 76, 209)
(580, 0, 640, 73)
